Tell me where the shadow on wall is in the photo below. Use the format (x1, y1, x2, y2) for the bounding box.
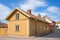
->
(36, 30, 60, 38)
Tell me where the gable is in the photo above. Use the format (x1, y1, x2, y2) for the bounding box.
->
(10, 10, 29, 20)
(5, 8, 30, 20)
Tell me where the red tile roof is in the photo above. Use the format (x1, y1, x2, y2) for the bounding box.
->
(6, 8, 49, 24)
(0, 24, 8, 28)
(56, 22, 60, 24)
(22, 10, 49, 23)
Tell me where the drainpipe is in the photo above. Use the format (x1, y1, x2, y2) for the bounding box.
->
(34, 19, 37, 36)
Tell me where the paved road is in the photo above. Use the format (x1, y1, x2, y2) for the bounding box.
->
(40, 30, 60, 40)
(42, 30, 60, 38)
(0, 30, 60, 40)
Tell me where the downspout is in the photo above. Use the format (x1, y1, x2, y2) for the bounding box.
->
(34, 19, 37, 36)
(27, 18, 30, 36)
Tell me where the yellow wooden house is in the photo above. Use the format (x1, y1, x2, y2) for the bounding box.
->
(5, 8, 51, 36)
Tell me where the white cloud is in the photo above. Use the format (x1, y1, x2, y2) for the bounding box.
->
(44, 6, 60, 21)
(18, 0, 60, 22)
(18, 0, 48, 19)
(46, 6, 60, 14)
(0, 4, 11, 23)
(0, 4, 11, 19)
(32, 6, 60, 21)
(51, 16, 60, 22)
(19, 0, 47, 10)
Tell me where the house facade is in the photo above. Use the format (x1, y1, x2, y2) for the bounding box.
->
(5, 8, 52, 36)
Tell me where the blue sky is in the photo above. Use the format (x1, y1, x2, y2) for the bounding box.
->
(0, 0, 60, 22)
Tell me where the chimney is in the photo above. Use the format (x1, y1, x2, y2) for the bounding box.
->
(27, 10, 31, 14)
(45, 15, 48, 18)
(38, 14, 41, 18)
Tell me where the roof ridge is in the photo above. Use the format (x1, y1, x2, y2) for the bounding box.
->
(5, 7, 49, 23)
(15, 8, 49, 23)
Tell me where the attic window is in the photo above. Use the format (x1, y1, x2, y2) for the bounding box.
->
(16, 13, 19, 20)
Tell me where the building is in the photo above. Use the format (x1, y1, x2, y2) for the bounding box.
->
(42, 15, 54, 31)
(42, 15, 53, 23)
(0, 24, 8, 36)
(56, 22, 60, 29)
(5, 8, 52, 37)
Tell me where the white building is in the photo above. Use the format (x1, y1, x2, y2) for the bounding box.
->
(56, 22, 60, 29)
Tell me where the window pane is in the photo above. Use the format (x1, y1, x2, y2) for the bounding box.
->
(15, 25, 19, 31)
(47, 28, 49, 30)
(16, 13, 19, 20)
(40, 26, 42, 31)
(44, 27, 46, 31)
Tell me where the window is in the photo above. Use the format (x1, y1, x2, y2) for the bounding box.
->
(44, 27, 46, 31)
(47, 27, 49, 30)
(15, 25, 19, 31)
(40, 26, 42, 31)
(34, 25, 36, 32)
(16, 13, 19, 20)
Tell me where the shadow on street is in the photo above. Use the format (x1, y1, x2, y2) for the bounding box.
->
(36, 30, 60, 38)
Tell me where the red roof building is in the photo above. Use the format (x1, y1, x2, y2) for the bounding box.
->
(0, 24, 8, 28)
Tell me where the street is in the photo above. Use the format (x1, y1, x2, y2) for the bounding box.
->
(0, 30, 60, 40)
(42, 30, 60, 38)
